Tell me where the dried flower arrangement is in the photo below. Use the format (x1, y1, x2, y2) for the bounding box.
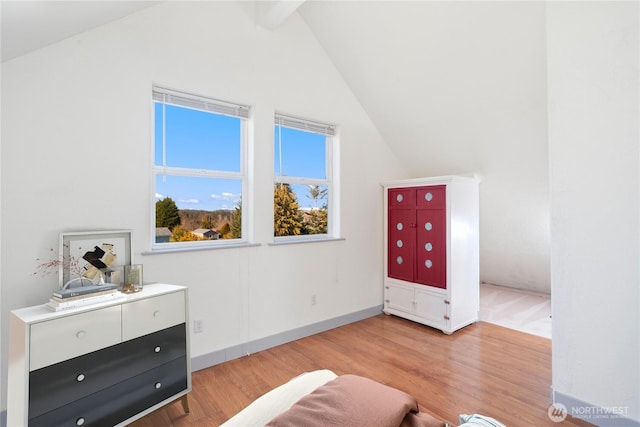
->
(34, 242, 120, 288)
(33, 244, 84, 280)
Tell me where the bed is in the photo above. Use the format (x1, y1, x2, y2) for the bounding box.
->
(220, 370, 505, 427)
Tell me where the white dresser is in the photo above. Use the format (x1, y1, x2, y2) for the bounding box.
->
(7, 283, 191, 426)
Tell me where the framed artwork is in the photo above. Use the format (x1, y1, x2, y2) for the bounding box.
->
(58, 230, 132, 288)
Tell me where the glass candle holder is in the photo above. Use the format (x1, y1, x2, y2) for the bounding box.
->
(122, 264, 143, 293)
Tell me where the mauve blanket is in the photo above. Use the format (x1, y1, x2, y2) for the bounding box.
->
(265, 374, 446, 427)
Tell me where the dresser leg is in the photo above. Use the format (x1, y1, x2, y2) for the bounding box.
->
(180, 395, 190, 414)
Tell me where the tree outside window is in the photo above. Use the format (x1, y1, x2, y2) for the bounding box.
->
(153, 87, 249, 247)
(274, 113, 337, 240)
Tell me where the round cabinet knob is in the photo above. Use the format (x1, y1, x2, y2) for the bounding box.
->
(153, 310, 160, 318)
(155, 382, 162, 389)
(396, 240, 403, 248)
(425, 192, 433, 201)
(396, 194, 403, 203)
(425, 260, 433, 268)
(425, 243, 433, 251)
(76, 330, 86, 339)
(76, 417, 85, 426)
(425, 222, 433, 231)
(396, 223, 403, 231)
(396, 256, 403, 265)
(154, 346, 161, 353)
(76, 373, 85, 382)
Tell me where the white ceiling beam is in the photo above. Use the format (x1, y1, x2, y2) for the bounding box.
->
(256, 0, 306, 30)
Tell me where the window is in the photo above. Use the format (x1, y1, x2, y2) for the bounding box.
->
(274, 113, 339, 241)
(152, 86, 250, 248)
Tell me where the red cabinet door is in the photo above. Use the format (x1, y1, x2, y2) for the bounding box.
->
(388, 187, 416, 208)
(416, 208, 446, 289)
(416, 185, 445, 210)
(388, 185, 447, 289)
(387, 208, 416, 283)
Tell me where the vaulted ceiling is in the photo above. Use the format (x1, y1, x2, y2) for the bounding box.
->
(1, 1, 551, 292)
(0, 1, 159, 62)
(299, 1, 548, 177)
(296, 1, 550, 292)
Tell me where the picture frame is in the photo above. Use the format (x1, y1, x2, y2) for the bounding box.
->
(58, 230, 132, 288)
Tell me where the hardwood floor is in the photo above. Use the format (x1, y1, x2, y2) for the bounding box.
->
(131, 315, 593, 427)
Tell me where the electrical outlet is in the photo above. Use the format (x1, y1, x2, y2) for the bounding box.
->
(193, 319, 203, 334)
(311, 294, 317, 306)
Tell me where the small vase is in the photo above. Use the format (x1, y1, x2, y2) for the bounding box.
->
(122, 264, 143, 293)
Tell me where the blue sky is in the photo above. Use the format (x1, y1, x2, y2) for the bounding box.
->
(155, 104, 327, 211)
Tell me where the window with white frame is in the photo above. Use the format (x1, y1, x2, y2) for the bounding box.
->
(152, 86, 250, 248)
(274, 113, 339, 240)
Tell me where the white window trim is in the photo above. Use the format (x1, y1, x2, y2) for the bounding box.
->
(151, 85, 252, 251)
(274, 112, 340, 243)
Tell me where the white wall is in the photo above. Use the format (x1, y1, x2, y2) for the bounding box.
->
(547, 1, 639, 423)
(299, 1, 551, 294)
(0, 60, 3, 422)
(0, 2, 406, 413)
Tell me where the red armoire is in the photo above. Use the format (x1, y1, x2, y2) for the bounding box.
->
(383, 176, 479, 334)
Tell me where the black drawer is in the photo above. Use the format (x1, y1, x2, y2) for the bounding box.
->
(29, 356, 188, 427)
(29, 324, 186, 419)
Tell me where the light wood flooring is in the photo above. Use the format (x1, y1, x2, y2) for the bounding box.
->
(131, 315, 592, 427)
(479, 283, 552, 339)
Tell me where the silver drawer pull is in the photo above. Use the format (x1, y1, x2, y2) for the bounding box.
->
(76, 417, 85, 426)
(154, 346, 161, 353)
(155, 382, 162, 389)
(76, 330, 86, 339)
(76, 373, 85, 382)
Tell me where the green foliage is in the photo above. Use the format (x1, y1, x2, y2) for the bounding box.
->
(179, 209, 232, 231)
(230, 201, 242, 239)
(306, 185, 328, 209)
(219, 222, 231, 238)
(305, 208, 328, 235)
(202, 214, 213, 229)
(303, 185, 328, 235)
(274, 183, 303, 236)
(170, 225, 204, 242)
(156, 197, 181, 230)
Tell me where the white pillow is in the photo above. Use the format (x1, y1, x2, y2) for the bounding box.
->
(459, 413, 506, 427)
(220, 369, 338, 427)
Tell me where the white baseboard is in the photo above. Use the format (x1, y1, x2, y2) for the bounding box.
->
(551, 386, 640, 427)
(190, 305, 384, 372)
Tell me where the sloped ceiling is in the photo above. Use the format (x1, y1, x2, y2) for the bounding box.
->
(1, 0, 551, 293)
(0, 1, 160, 62)
(0, 0, 300, 62)
(299, 1, 548, 178)
(298, 1, 551, 293)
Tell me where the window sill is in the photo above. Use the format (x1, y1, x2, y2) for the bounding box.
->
(142, 242, 261, 255)
(269, 237, 345, 246)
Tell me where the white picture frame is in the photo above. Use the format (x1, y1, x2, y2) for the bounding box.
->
(58, 230, 132, 288)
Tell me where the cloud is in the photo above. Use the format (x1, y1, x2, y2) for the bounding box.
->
(211, 192, 240, 202)
(178, 198, 199, 204)
(155, 193, 165, 199)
